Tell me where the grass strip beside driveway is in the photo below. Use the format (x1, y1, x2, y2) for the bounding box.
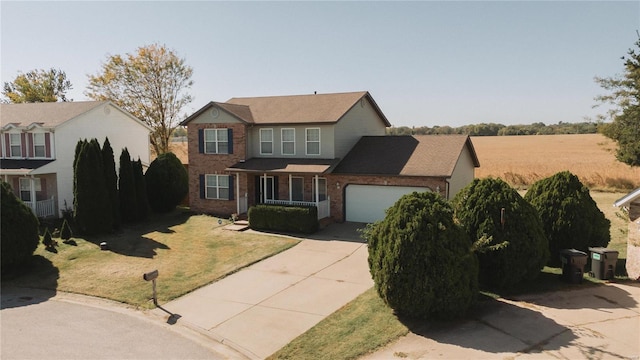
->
(5, 212, 299, 308)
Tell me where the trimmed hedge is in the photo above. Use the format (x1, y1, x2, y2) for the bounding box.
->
(248, 205, 319, 234)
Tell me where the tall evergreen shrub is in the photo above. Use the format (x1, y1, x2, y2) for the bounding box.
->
(1, 181, 40, 274)
(73, 139, 112, 235)
(452, 178, 549, 289)
(118, 148, 137, 222)
(132, 158, 149, 221)
(145, 152, 188, 213)
(366, 191, 478, 320)
(524, 171, 610, 266)
(102, 137, 120, 228)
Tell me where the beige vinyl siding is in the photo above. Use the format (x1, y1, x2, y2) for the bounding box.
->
(447, 145, 476, 199)
(248, 124, 334, 158)
(334, 98, 387, 158)
(190, 107, 244, 125)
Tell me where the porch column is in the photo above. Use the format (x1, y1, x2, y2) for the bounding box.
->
(263, 173, 267, 203)
(314, 175, 319, 206)
(29, 176, 37, 209)
(288, 174, 292, 203)
(235, 172, 240, 214)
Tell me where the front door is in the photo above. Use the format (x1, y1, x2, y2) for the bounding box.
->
(255, 176, 278, 203)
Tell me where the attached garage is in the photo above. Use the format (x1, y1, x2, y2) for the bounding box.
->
(345, 184, 430, 223)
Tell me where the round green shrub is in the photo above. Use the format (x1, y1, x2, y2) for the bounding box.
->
(145, 152, 188, 213)
(366, 191, 478, 320)
(1, 181, 39, 274)
(452, 178, 549, 289)
(524, 171, 610, 267)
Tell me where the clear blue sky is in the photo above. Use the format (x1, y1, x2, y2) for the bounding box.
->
(1, 1, 638, 127)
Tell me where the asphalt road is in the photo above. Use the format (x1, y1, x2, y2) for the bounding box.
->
(1, 288, 243, 360)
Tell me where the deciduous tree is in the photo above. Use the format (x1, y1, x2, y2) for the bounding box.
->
(86, 44, 194, 155)
(595, 39, 640, 166)
(2, 68, 72, 103)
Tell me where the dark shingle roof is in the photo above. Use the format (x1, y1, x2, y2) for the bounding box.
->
(333, 135, 480, 177)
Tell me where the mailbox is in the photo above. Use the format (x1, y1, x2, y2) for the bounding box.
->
(143, 270, 159, 281)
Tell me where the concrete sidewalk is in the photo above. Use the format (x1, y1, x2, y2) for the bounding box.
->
(363, 282, 640, 360)
(153, 227, 373, 359)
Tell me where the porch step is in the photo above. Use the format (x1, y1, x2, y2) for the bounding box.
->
(224, 220, 249, 232)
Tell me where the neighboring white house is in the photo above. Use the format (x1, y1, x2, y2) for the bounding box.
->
(0, 101, 151, 218)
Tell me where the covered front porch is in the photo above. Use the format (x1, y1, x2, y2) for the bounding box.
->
(1, 172, 58, 218)
(227, 158, 339, 220)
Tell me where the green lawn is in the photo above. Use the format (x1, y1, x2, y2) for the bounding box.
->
(4, 210, 299, 308)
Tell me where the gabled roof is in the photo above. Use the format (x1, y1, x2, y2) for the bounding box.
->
(614, 187, 640, 208)
(332, 135, 480, 177)
(0, 101, 107, 128)
(181, 91, 390, 126)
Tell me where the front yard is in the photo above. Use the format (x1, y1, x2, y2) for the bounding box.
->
(3, 210, 299, 308)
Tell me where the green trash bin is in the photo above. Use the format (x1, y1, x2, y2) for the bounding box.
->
(588, 247, 619, 280)
(559, 249, 588, 284)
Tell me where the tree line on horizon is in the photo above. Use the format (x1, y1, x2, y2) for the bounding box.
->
(387, 121, 600, 137)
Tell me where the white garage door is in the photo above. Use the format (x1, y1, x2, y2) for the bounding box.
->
(345, 185, 430, 223)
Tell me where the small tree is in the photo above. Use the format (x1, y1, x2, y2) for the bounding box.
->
(102, 137, 120, 228)
(132, 158, 149, 221)
(366, 191, 478, 320)
(1, 181, 39, 274)
(452, 178, 549, 289)
(145, 152, 188, 213)
(118, 148, 138, 223)
(60, 219, 73, 241)
(42, 228, 54, 249)
(525, 171, 610, 266)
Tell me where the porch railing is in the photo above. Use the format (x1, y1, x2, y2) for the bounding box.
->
(264, 196, 330, 219)
(26, 196, 57, 218)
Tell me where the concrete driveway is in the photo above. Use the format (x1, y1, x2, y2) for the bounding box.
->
(153, 222, 373, 359)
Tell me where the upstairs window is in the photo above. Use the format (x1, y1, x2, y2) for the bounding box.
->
(306, 128, 320, 155)
(204, 129, 229, 154)
(282, 128, 295, 155)
(260, 129, 273, 155)
(9, 133, 21, 157)
(33, 133, 46, 158)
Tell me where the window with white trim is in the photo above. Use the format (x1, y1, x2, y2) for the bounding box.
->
(260, 128, 273, 155)
(306, 128, 320, 155)
(204, 129, 228, 154)
(33, 133, 46, 158)
(19, 178, 41, 202)
(10, 133, 21, 157)
(312, 177, 327, 201)
(205, 174, 230, 199)
(282, 128, 295, 155)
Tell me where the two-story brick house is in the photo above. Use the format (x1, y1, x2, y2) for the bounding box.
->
(0, 101, 150, 218)
(182, 91, 479, 223)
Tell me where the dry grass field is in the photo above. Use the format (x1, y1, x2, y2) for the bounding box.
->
(471, 134, 640, 191)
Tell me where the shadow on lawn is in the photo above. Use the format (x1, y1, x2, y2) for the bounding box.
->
(82, 210, 192, 258)
(1, 255, 59, 309)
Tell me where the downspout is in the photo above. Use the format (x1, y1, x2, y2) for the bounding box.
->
(445, 178, 450, 200)
(236, 172, 240, 214)
(289, 174, 292, 204)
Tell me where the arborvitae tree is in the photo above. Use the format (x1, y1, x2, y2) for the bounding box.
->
(452, 178, 549, 289)
(73, 139, 87, 202)
(74, 139, 112, 235)
(1, 181, 39, 274)
(102, 138, 120, 229)
(525, 171, 611, 266)
(42, 228, 53, 248)
(118, 148, 137, 223)
(132, 158, 149, 221)
(366, 191, 478, 320)
(145, 152, 188, 213)
(60, 219, 72, 241)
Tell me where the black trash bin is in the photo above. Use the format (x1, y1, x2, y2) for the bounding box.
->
(559, 249, 588, 284)
(588, 247, 619, 280)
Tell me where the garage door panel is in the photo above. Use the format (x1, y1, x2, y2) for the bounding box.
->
(345, 185, 429, 223)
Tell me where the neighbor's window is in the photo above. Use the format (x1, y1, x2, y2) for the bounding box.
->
(204, 129, 228, 154)
(306, 128, 320, 155)
(10, 133, 21, 157)
(33, 133, 46, 158)
(19, 178, 41, 202)
(260, 128, 273, 155)
(205, 174, 230, 200)
(282, 128, 295, 155)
